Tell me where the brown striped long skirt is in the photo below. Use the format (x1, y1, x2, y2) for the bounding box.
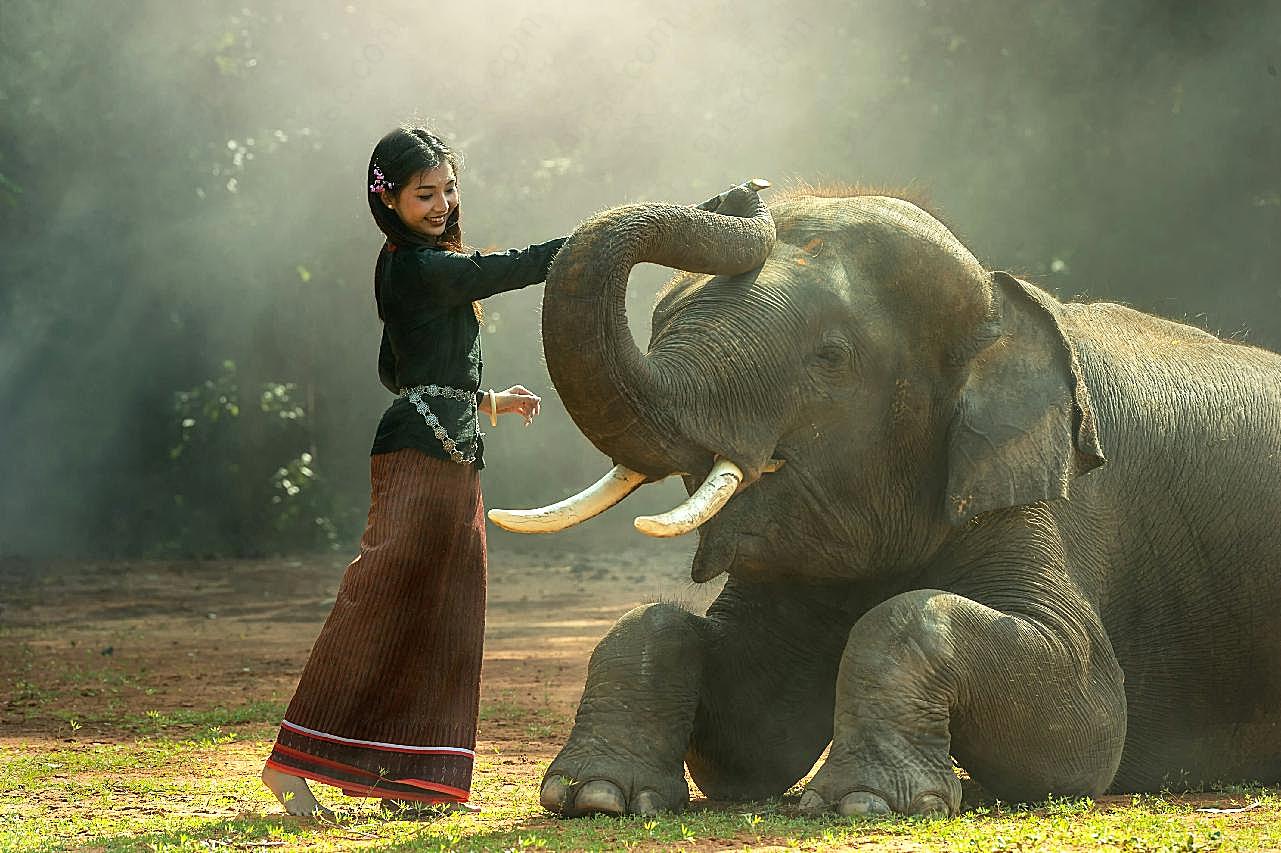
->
(266, 447, 486, 804)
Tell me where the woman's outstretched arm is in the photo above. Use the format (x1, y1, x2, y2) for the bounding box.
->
(405, 237, 569, 305)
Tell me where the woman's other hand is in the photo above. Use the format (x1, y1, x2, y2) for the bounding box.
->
(481, 385, 541, 426)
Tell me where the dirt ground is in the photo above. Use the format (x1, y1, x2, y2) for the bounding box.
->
(0, 537, 721, 808)
(3, 542, 1278, 852)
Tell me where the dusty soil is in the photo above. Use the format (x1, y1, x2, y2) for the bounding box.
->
(0, 539, 720, 804)
(1, 543, 1276, 852)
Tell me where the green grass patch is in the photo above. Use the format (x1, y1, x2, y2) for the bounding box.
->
(118, 699, 286, 733)
(2, 735, 1279, 852)
(46, 699, 285, 737)
(0, 732, 244, 794)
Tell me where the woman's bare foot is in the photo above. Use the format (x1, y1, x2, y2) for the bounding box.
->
(261, 762, 334, 817)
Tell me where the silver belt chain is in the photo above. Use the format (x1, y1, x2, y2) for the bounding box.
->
(399, 384, 481, 465)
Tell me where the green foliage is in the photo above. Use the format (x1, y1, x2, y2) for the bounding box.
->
(158, 360, 349, 556)
(3, 0, 1280, 558)
(170, 360, 245, 458)
(0, 171, 21, 207)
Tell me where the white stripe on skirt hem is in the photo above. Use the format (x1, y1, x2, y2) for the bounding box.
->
(280, 719, 477, 757)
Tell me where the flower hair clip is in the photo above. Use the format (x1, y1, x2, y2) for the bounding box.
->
(369, 164, 394, 194)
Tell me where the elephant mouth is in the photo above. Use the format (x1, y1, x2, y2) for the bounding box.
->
(487, 453, 786, 539)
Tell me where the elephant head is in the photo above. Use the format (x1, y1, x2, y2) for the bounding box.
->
(492, 183, 1105, 583)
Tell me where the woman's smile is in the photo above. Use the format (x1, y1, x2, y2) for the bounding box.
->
(381, 161, 459, 240)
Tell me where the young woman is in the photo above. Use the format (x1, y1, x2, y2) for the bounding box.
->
(260, 127, 567, 816)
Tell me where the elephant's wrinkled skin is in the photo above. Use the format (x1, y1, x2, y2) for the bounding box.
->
(532, 183, 1281, 818)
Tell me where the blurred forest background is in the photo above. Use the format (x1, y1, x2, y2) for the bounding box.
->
(1, 0, 1278, 559)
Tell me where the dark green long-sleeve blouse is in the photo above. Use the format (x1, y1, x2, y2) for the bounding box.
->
(370, 236, 568, 469)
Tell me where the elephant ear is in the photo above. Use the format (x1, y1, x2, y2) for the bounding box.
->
(944, 271, 1105, 525)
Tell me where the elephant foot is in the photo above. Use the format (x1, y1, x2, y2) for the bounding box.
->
(799, 744, 960, 818)
(541, 749, 688, 817)
(540, 778, 668, 817)
(798, 787, 950, 818)
(538, 602, 706, 818)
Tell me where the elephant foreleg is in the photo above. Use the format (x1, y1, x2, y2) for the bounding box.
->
(541, 578, 858, 816)
(684, 579, 856, 800)
(540, 602, 705, 816)
(801, 587, 1127, 817)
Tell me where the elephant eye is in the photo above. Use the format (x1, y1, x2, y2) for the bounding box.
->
(813, 341, 853, 371)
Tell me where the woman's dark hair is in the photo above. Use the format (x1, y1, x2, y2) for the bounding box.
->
(368, 127, 479, 321)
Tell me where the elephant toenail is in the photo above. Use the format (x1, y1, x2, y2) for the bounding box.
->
(838, 791, 892, 817)
(539, 777, 571, 813)
(633, 790, 661, 815)
(798, 789, 827, 814)
(909, 793, 950, 818)
(574, 780, 627, 815)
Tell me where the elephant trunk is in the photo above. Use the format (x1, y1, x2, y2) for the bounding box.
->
(542, 182, 776, 478)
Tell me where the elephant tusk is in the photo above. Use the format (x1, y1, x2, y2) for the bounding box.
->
(634, 458, 743, 538)
(488, 465, 650, 533)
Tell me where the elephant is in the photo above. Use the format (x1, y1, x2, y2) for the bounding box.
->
(489, 179, 1281, 818)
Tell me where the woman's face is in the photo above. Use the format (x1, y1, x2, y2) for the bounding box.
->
(384, 162, 458, 241)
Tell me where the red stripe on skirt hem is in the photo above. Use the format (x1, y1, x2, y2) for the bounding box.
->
(271, 742, 381, 779)
(264, 758, 470, 803)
